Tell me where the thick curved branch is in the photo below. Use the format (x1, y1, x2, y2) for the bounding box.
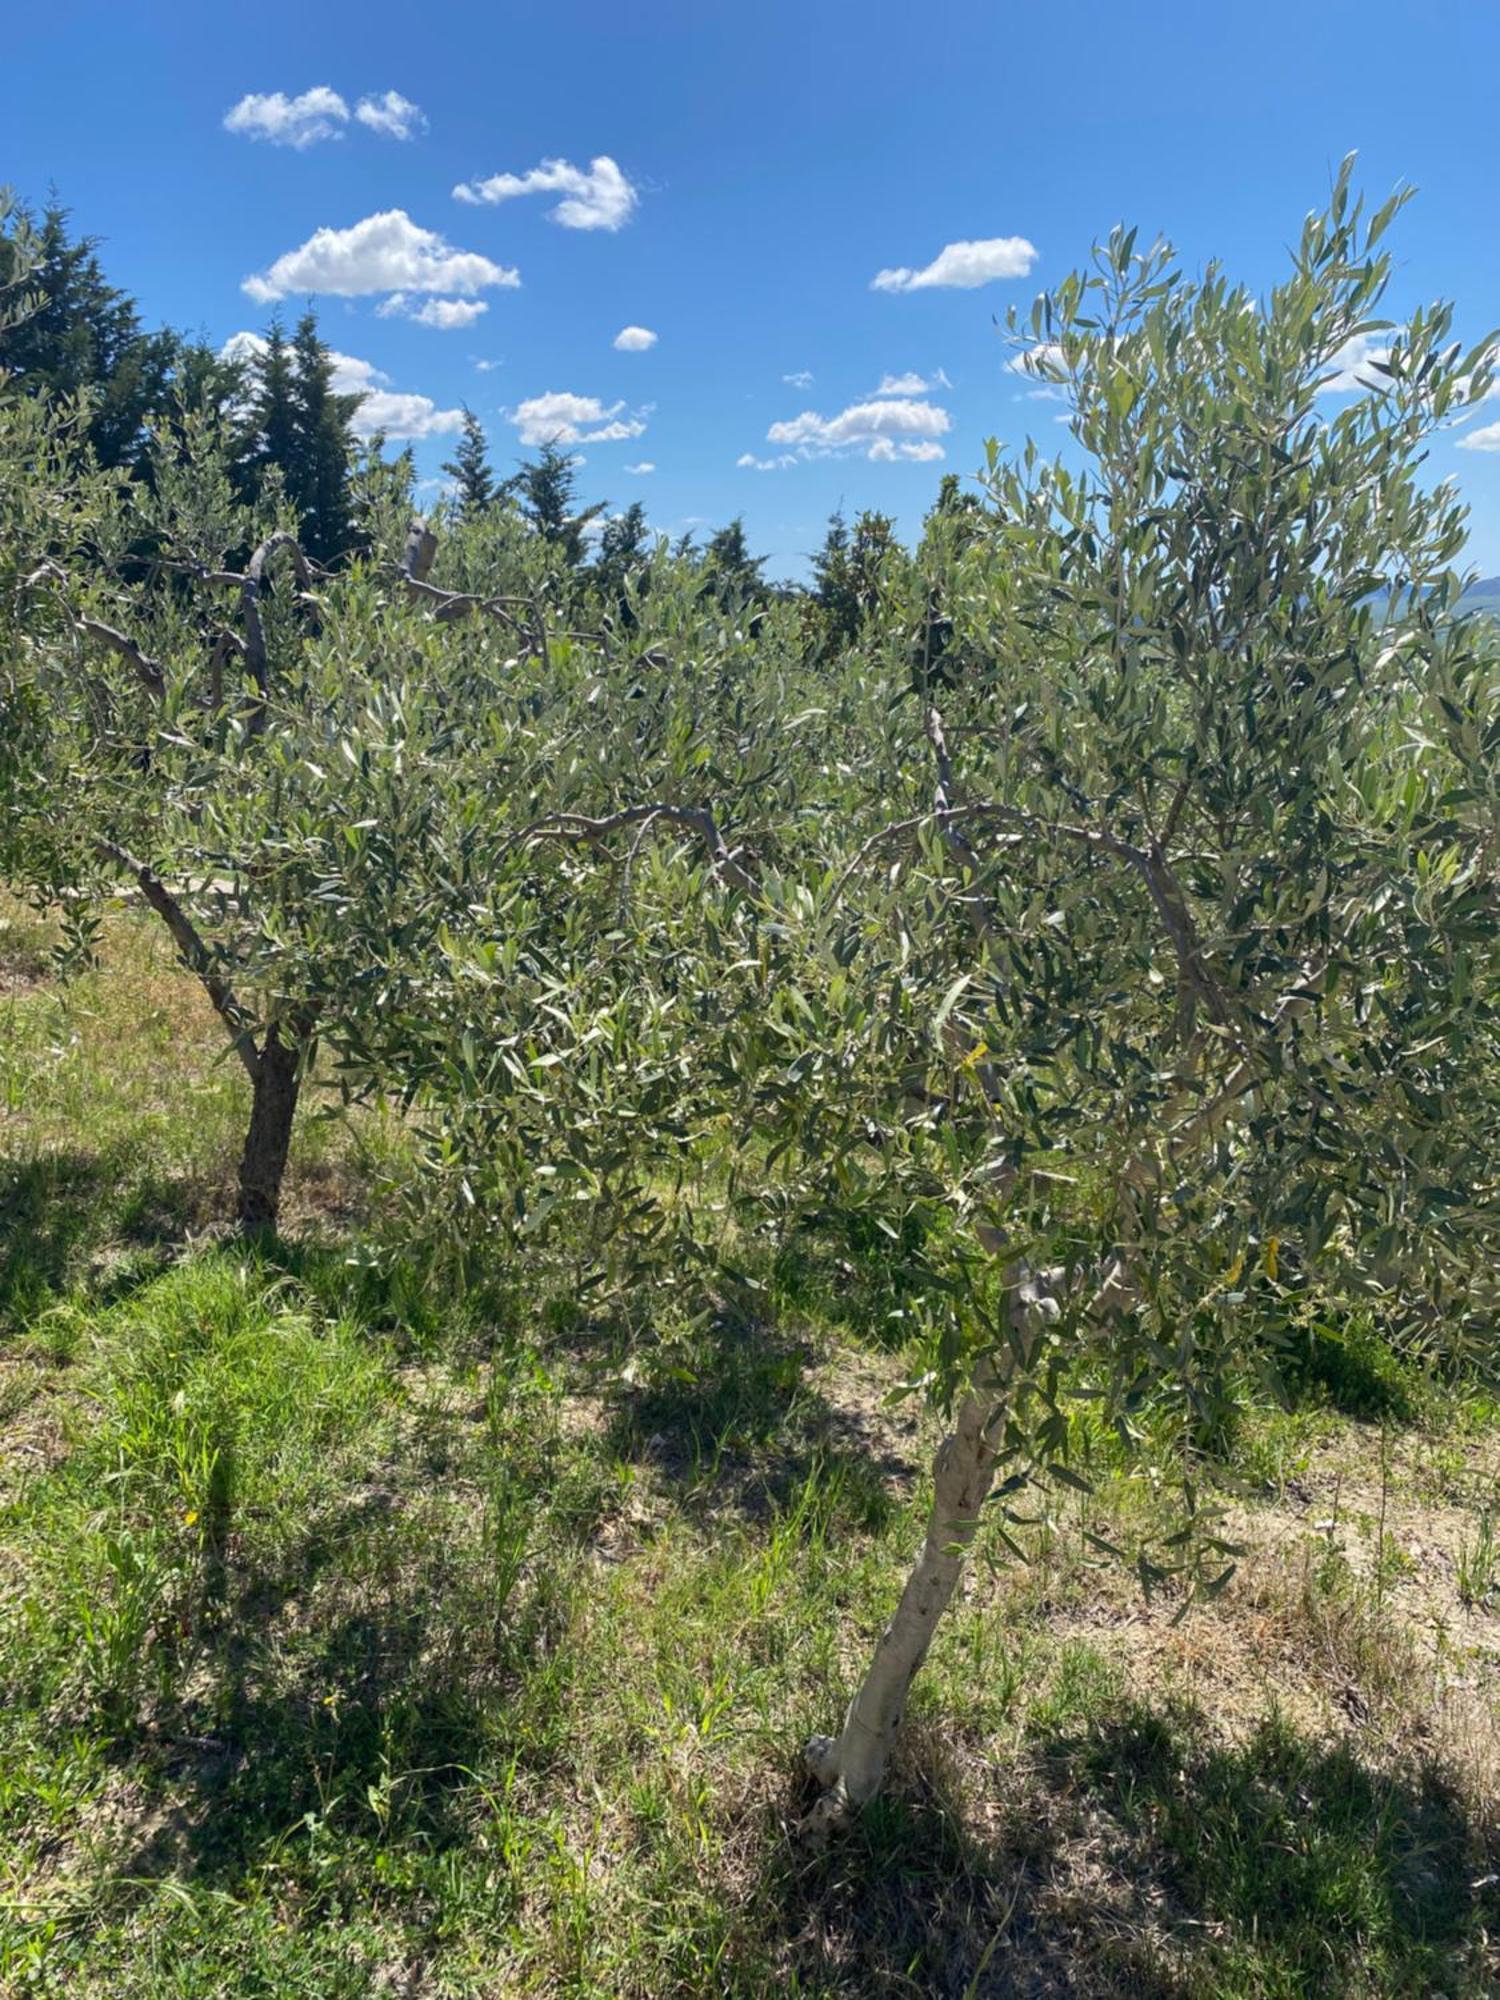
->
(76, 619, 166, 702)
(93, 839, 262, 1083)
(395, 570, 531, 633)
(241, 533, 312, 734)
(513, 803, 759, 899)
(208, 627, 245, 712)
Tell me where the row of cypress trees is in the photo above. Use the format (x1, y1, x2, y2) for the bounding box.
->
(0, 194, 986, 627)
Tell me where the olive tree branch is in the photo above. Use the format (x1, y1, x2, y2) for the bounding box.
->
(92, 839, 263, 1083)
(75, 619, 166, 702)
(512, 803, 759, 899)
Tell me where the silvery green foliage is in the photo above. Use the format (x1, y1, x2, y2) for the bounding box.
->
(404, 179, 1500, 1569)
(711, 169, 1500, 1574)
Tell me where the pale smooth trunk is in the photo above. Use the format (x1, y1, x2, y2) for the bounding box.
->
(801, 1364, 1002, 1839)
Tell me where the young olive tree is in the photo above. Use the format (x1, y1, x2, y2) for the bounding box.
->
(706, 171, 1500, 1834)
(4, 412, 594, 1230)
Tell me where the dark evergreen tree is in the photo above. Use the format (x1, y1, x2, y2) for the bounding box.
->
(506, 441, 605, 568)
(289, 312, 359, 562)
(808, 507, 908, 655)
(241, 319, 298, 494)
(441, 409, 496, 518)
(232, 314, 359, 563)
(0, 201, 184, 468)
(593, 500, 650, 617)
(703, 516, 766, 607)
(921, 471, 987, 551)
(810, 509, 857, 645)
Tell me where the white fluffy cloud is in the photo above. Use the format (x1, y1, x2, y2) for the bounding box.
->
(624, 461, 655, 474)
(1007, 341, 1069, 400)
(613, 325, 658, 352)
(355, 90, 426, 140)
(243, 210, 518, 304)
(738, 452, 799, 472)
(782, 369, 814, 389)
(869, 437, 945, 462)
(873, 369, 951, 395)
(1458, 421, 1500, 452)
(453, 155, 638, 230)
(219, 331, 462, 440)
(219, 331, 269, 369)
(245, 212, 511, 305)
(1320, 332, 1500, 405)
(223, 87, 350, 148)
(1007, 342, 1066, 379)
(872, 236, 1037, 293)
(764, 395, 950, 462)
(508, 391, 647, 447)
(1319, 332, 1395, 393)
(353, 390, 466, 439)
(378, 293, 489, 328)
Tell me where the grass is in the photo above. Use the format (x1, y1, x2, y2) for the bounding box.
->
(2, 898, 1500, 1995)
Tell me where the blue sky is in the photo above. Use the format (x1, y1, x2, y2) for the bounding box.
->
(10, 0, 1500, 579)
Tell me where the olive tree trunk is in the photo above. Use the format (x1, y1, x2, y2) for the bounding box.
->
(801, 1373, 1000, 1838)
(236, 1024, 302, 1233)
(799, 1270, 1057, 1841)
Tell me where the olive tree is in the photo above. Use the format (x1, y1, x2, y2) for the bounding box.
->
(3, 411, 598, 1230)
(705, 170, 1500, 1833)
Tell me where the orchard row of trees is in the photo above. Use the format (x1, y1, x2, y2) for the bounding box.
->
(3, 170, 1497, 1834)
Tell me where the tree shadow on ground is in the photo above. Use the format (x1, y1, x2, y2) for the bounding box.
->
(751, 1703, 1500, 1998)
(0, 1148, 213, 1334)
(599, 1302, 914, 1529)
(97, 1483, 526, 1898)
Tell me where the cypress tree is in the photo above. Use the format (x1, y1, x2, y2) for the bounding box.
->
(290, 312, 359, 563)
(441, 408, 495, 517)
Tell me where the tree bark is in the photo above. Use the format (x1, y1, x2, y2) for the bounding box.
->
(801, 1374, 1000, 1839)
(236, 1024, 301, 1233)
(800, 1272, 1057, 1841)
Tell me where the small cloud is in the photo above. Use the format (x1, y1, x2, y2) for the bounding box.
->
(1322, 334, 1500, 402)
(624, 461, 655, 474)
(764, 395, 949, 462)
(737, 451, 801, 472)
(869, 437, 944, 461)
(873, 369, 951, 396)
(354, 90, 426, 140)
(379, 294, 489, 328)
(474, 358, 503, 372)
(453, 155, 638, 230)
(1319, 332, 1396, 393)
(242, 209, 518, 303)
(1007, 342, 1068, 401)
(1458, 421, 1500, 452)
(782, 369, 814, 388)
(346, 386, 465, 441)
(220, 330, 271, 368)
(223, 86, 349, 148)
(508, 389, 647, 446)
(614, 325, 658, 352)
(1007, 342, 1066, 377)
(872, 236, 1037, 293)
